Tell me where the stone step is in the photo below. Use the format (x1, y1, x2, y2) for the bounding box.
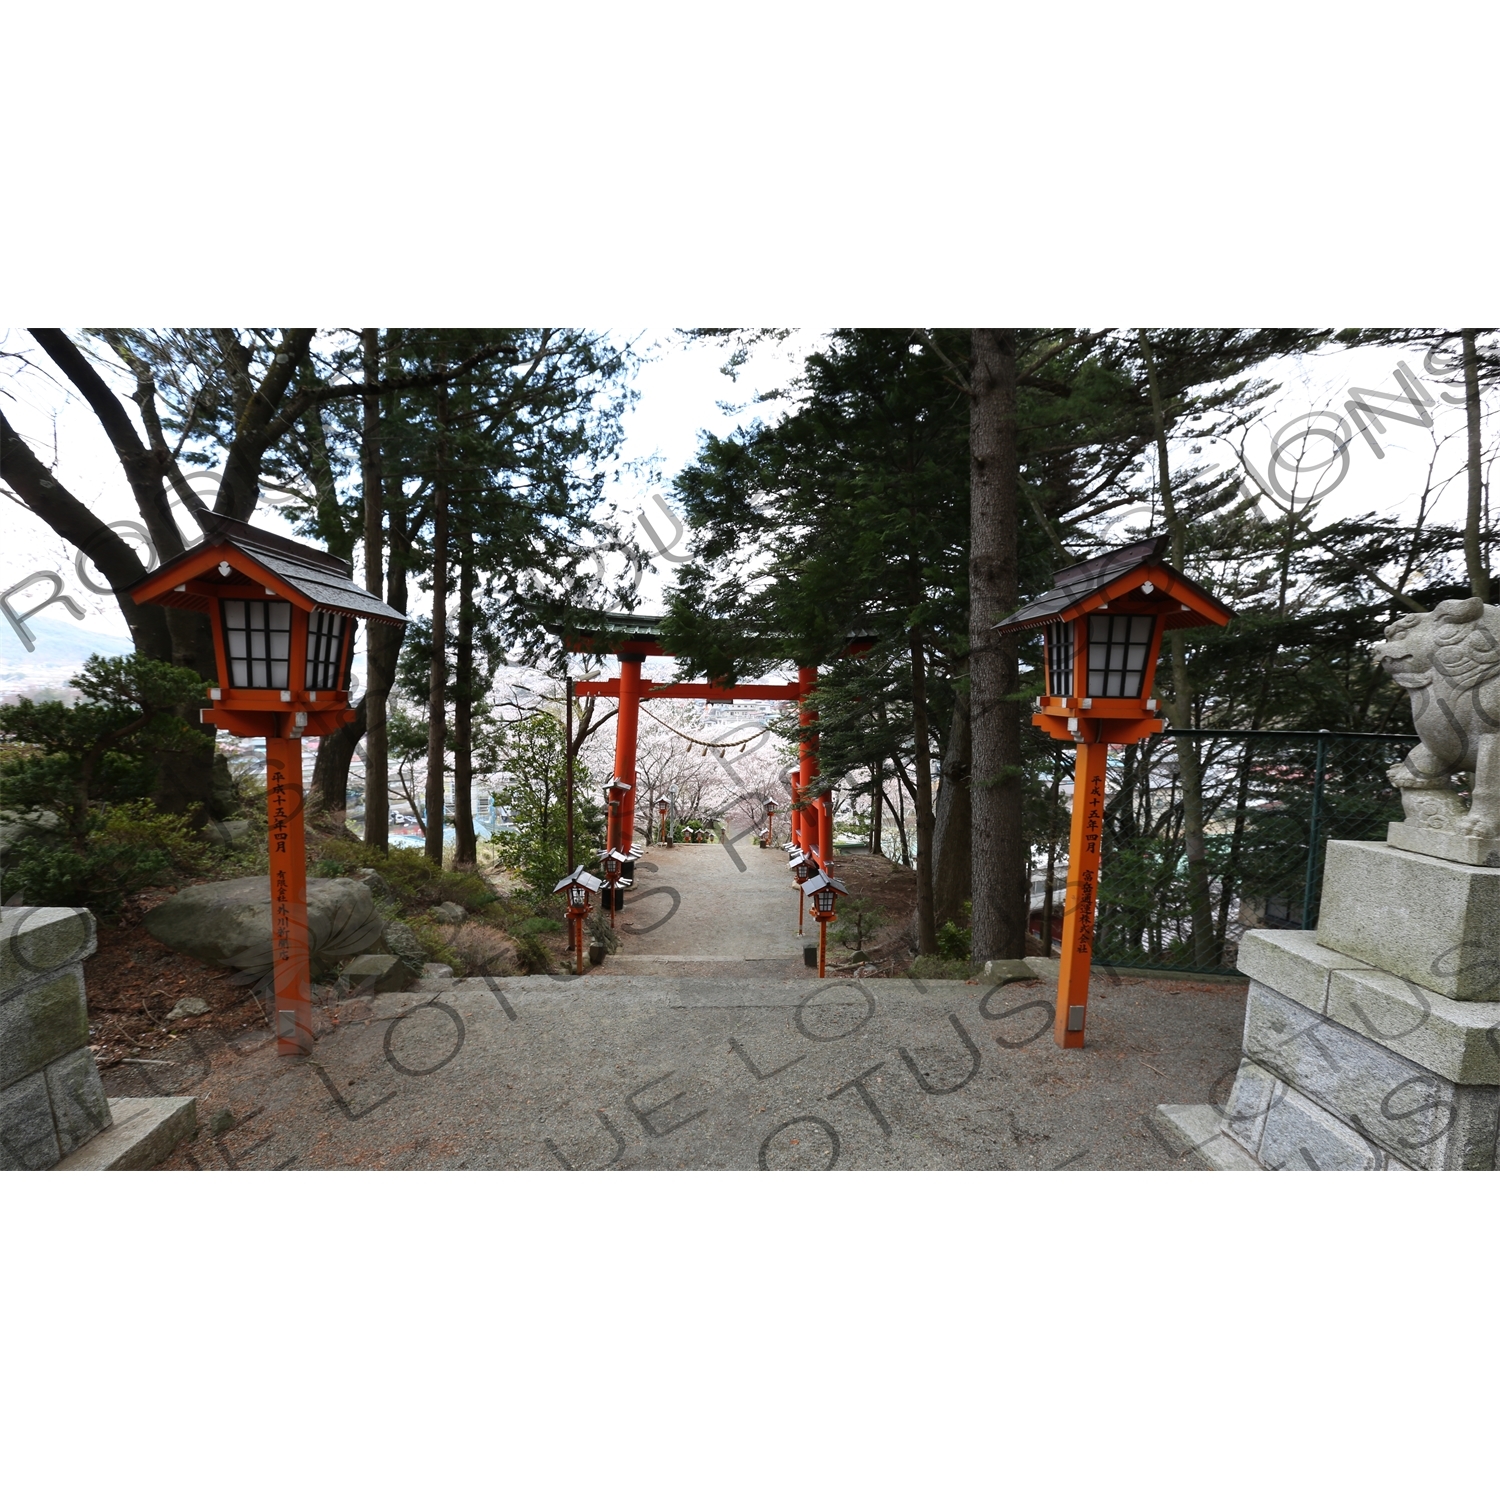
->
(604, 953, 803, 964)
(1153, 1103, 1261, 1170)
(54, 1096, 197, 1171)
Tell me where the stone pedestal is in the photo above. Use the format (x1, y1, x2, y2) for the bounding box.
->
(1316, 840, 1500, 1001)
(1387, 818, 1500, 869)
(1, 908, 111, 1169)
(1157, 840, 1500, 1171)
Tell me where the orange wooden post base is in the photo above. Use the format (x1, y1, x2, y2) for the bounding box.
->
(266, 737, 312, 1056)
(817, 914, 828, 977)
(1055, 738, 1108, 1049)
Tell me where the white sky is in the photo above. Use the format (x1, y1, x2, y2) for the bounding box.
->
(1, 330, 1492, 659)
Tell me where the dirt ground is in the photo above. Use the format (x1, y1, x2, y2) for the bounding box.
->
(83, 890, 271, 1073)
(821, 850, 921, 972)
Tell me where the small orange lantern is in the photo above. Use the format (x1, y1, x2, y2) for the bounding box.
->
(600, 848, 628, 928)
(802, 870, 849, 977)
(996, 536, 1232, 1049)
(789, 847, 819, 935)
(130, 517, 407, 1056)
(553, 866, 604, 973)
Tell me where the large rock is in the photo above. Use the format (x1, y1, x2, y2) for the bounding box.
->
(145, 876, 383, 981)
(342, 953, 417, 994)
(380, 920, 428, 969)
(353, 868, 393, 902)
(0, 808, 62, 857)
(202, 819, 251, 847)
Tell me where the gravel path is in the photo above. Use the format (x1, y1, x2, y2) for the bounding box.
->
(119, 969, 1246, 1170)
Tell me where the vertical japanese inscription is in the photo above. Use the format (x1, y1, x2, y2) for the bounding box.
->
(269, 762, 292, 972)
(1076, 771, 1105, 955)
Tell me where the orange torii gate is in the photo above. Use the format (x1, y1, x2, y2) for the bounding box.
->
(562, 616, 866, 874)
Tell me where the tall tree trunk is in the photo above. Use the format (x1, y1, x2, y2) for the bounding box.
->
(362, 328, 396, 852)
(1041, 747, 1063, 952)
(930, 687, 972, 928)
(311, 700, 367, 828)
(213, 329, 315, 520)
(299, 360, 352, 561)
(453, 531, 477, 867)
(868, 762, 883, 856)
(1139, 330, 1216, 967)
(886, 778, 911, 867)
(969, 329, 1027, 960)
(1216, 743, 1255, 951)
(423, 383, 450, 867)
(908, 625, 939, 955)
(152, 606, 220, 823)
(1463, 329, 1489, 600)
(304, 352, 368, 821)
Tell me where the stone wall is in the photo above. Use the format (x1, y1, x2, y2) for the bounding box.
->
(0, 907, 112, 1170)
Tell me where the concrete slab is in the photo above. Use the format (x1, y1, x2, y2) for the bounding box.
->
(1387, 819, 1500, 868)
(55, 1096, 196, 1171)
(1256, 1081, 1387, 1171)
(618, 844, 810, 960)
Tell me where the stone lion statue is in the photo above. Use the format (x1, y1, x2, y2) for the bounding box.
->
(1374, 595, 1500, 840)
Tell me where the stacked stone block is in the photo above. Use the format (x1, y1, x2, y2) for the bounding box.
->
(0, 907, 112, 1170)
(1160, 839, 1500, 1170)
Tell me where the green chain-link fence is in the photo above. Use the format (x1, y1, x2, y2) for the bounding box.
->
(1031, 730, 1421, 975)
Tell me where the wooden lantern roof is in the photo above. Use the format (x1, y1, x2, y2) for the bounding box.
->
(994, 536, 1234, 635)
(131, 516, 407, 625)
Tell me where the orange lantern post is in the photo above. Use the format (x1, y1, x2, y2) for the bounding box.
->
(762, 798, 777, 848)
(130, 518, 407, 1056)
(554, 866, 603, 974)
(803, 870, 849, 977)
(600, 848, 627, 928)
(995, 537, 1233, 1049)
